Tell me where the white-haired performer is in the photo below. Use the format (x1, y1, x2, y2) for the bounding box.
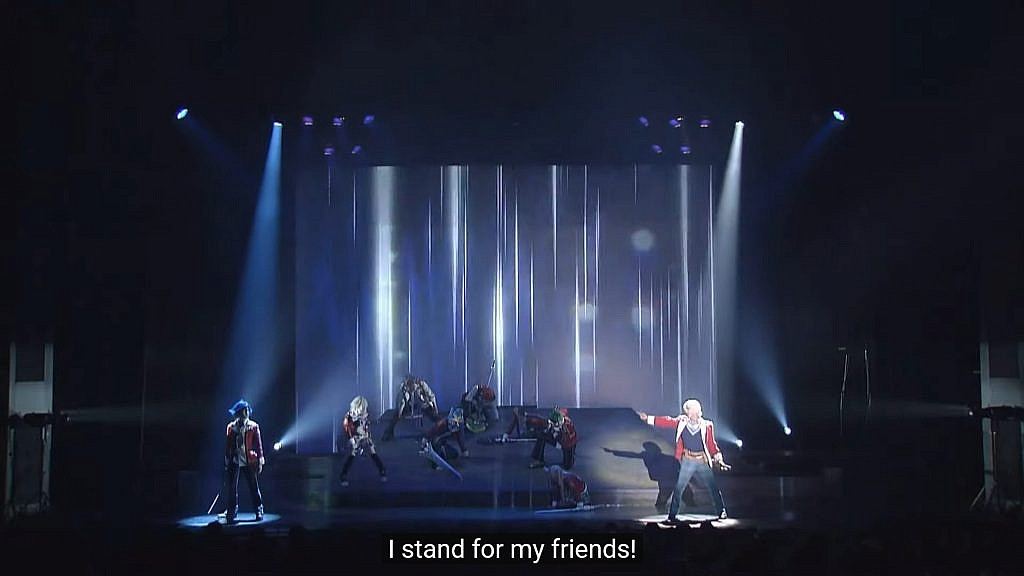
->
(637, 398, 729, 521)
(339, 396, 387, 486)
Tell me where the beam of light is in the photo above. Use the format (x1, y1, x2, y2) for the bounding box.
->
(373, 167, 395, 410)
(461, 168, 467, 386)
(708, 165, 714, 410)
(427, 197, 432, 276)
(633, 163, 638, 205)
(649, 273, 655, 370)
(535, 359, 539, 406)
(449, 166, 460, 352)
(679, 164, 689, 405)
(584, 165, 589, 319)
(741, 306, 788, 432)
(278, 363, 359, 449)
(407, 288, 412, 373)
(660, 283, 665, 398)
(220, 122, 281, 415)
(551, 165, 558, 288)
(515, 191, 520, 348)
(530, 247, 535, 346)
(574, 246, 581, 408)
(637, 265, 642, 365)
(593, 187, 599, 392)
(176, 108, 188, 120)
(494, 166, 505, 403)
(713, 122, 744, 421)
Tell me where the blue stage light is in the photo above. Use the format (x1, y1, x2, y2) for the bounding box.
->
(638, 116, 649, 127)
(332, 116, 345, 126)
(273, 441, 282, 451)
(736, 439, 743, 448)
(699, 117, 711, 129)
(302, 116, 314, 126)
(363, 115, 375, 126)
(351, 145, 362, 155)
(784, 426, 792, 436)
(833, 109, 845, 122)
(669, 117, 682, 128)
(176, 108, 188, 120)
(273, 121, 282, 127)
(651, 144, 663, 154)
(680, 145, 692, 155)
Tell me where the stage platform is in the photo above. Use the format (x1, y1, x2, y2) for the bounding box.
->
(196, 407, 842, 520)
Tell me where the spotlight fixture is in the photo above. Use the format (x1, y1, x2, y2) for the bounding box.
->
(176, 108, 189, 120)
(302, 116, 314, 126)
(324, 146, 335, 156)
(638, 116, 649, 128)
(669, 117, 683, 128)
(699, 117, 711, 129)
(651, 144, 663, 154)
(332, 116, 345, 126)
(735, 121, 744, 127)
(832, 109, 846, 122)
(273, 441, 282, 451)
(680, 145, 692, 155)
(273, 121, 283, 127)
(363, 115, 375, 126)
(351, 145, 362, 155)
(736, 439, 743, 448)
(784, 426, 792, 436)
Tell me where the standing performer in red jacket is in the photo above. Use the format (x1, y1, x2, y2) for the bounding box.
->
(638, 398, 728, 521)
(223, 399, 264, 522)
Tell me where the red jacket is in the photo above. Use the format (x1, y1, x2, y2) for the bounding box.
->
(225, 419, 264, 467)
(646, 415, 720, 464)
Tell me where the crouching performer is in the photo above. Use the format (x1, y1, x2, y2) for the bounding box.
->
(505, 407, 577, 469)
(382, 375, 440, 441)
(546, 465, 591, 509)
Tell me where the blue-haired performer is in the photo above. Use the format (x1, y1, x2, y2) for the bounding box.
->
(223, 399, 264, 522)
(638, 398, 729, 521)
(423, 406, 468, 469)
(339, 395, 387, 486)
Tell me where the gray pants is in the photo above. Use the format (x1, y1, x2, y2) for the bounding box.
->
(669, 458, 725, 517)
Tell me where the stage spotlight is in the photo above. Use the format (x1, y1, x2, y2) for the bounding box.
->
(680, 145, 692, 155)
(351, 145, 362, 155)
(833, 109, 846, 122)
(669, 117, 682, 128)
(332, 116, 345, 126)
(784, 426, 792, 436)
(273, 441, 282, 451)
(176, 108, 189, 120)
(363, 115, 375, 126)
(273, 121, 282, 127)
(324, 146, 335, 156)
(302, 116, 314, 126)
(699, 117, 711, 128)
(651, 144, 663, 154)
(736, 439, 743, 448)
(638, 116, 649, 127)
(736, 121, 744, 127)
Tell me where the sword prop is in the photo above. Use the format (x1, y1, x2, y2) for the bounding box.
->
(534, 504, 622, 514)
(419, 440, 463, 481)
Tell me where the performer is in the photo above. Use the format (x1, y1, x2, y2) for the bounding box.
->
(382, 375, 440, 441)
(339, 395, 387, 486)
(505, 407, 577, 469)
(461, 383, 498, 432)
(423, 406, 468, 469)
(545, 465, 591, 509)
(638, 398, 728, 521)
(222, 399, 264, 522)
